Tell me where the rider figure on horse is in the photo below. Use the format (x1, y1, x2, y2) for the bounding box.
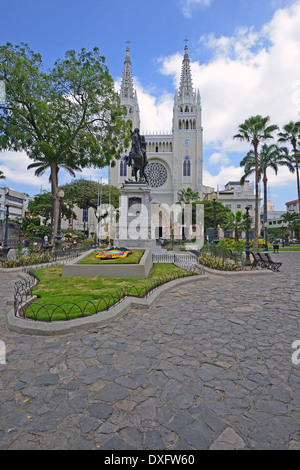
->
(125, 128, 148, 182)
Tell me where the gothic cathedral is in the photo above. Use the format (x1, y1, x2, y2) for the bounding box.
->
(108, 44, 204, 209)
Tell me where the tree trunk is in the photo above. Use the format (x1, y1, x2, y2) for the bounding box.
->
(292, 140, 300, 233)
(253, 140, 259, 251)
(235, 226, 239, 242)
(50, 162, 59, 243)
(263, 171, 268, 247)
(295, 160, 300, 229)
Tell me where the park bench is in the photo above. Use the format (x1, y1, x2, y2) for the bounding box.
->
(258, 252, 282, 271)
(250, 252, 265, 269)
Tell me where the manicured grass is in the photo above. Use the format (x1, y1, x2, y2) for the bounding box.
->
(78, 249, 144, 264)
(257, 246, 300, 252)
(25, 263, 195, 322)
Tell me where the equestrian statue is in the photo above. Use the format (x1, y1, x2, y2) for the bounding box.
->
(125, 128, 148, 183)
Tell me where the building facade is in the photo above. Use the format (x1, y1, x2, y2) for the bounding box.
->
(0, 187, 30, 220)
(109, 44, 204, 212)
(286, 199, 299, 214)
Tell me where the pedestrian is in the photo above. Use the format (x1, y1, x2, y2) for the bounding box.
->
(44, 235, 48, 245)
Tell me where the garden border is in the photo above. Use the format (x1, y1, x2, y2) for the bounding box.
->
(6, 273, 208, 336)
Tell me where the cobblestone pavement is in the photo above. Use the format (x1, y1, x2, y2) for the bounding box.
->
(1, 253, 300, 450)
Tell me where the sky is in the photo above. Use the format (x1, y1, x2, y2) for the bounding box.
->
(0, 0, 300, 210)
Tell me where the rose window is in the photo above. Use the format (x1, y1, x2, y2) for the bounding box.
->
(145, 162, 168, 188)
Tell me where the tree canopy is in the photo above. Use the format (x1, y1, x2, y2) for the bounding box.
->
(62, 179, 120, 220)
(0, 42, 130, 240)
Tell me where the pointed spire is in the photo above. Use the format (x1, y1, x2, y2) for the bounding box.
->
(120, 42, 134, 100)
(179, 41, 194, 99)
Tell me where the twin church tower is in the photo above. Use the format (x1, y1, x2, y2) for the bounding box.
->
(109, 43, 205, 208)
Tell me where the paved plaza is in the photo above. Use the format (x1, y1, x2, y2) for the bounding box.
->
(1, 252, 300, 450)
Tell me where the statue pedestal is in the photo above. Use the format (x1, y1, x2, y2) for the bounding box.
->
(114, 182, 156, 250)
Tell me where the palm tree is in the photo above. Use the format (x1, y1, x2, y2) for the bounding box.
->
(0, 170, 5, 179)
(27, 158, 81, 241)
(281, 211, 300, 240)
(233, 115, 278, 250)
(177, 187, 200, 204)
(278, 121, 300, 229)
(222, 210, 248, 242)
(240, 143, 294, 249)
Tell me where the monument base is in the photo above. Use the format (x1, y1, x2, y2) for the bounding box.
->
(115, 181, 155, 250)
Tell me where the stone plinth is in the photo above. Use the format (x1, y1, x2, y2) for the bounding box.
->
(114, 182, 155, 249)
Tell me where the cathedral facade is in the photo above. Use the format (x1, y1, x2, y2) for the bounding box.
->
(108, 44, 205, 210)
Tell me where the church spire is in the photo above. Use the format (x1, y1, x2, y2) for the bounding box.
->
(178, 40, 194, 99)
(120, 42, 134, 100)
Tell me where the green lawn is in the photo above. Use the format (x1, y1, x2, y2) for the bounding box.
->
(78, 249, 144, 264)
(257, 246, 300, 252)
(25, 263, 195, 322)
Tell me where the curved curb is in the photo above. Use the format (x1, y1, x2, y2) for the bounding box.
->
(203, 266, 275, 276)
(7, 274, 209, 336)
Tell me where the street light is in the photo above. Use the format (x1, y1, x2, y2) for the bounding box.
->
(281, 221, 285, 248)
(211, 191, 219, 244)
(2, 190, 10, 260)
(55, 189, 65, 249)
(245, 203, 251, 266)
(264, 221, 268, 251)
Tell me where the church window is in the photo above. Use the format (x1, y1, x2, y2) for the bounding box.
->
(145, 162, 168, 188)
(120, 157, 127, 177)
(82, 209, 88, 223)
(183, 156, 191, 177)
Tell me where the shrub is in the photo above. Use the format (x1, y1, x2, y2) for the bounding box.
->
(1, 252, 52, 268)
(199, 253, 239, 271)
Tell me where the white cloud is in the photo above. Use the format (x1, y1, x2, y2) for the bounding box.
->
(208, 152, 230, 165)
(203, 165, 244, 190)
(158, 0, 300, 154)
(0, 151, 50, 192)
(177, 0, 213, 18)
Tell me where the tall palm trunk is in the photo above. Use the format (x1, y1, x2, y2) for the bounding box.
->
(291, 137, 300, 230)
(295, 159, 300, 227)
(263, 169, 268, 248)
(50, 162, 59, 243)
(253, 138, 259, 251)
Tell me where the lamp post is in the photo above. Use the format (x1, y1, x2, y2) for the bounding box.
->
(211, 191, 219, 244)
(55, 189, 64, 249)
(2, 195, 10, 260)
(245, 203, 251, 266)
(281, 221, 285, 248)
(264, 221, 268, 251)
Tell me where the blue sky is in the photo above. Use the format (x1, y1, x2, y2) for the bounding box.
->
(1, 0, 300, 210)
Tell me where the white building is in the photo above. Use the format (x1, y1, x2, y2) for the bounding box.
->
(109, 44, 203, 213)
(0, 187, 30, 220)
(286, 199, 299, 214)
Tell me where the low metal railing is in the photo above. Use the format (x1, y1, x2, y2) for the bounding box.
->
(14, 266, 200, 322)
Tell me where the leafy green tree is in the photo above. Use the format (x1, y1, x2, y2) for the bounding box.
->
(0, 170, 5, 179)
(62, 179, 120, 223)
(278, 121, 300, 228)
(28, 191, 73, 226)
(233, 115, 278, 250)
(0, 43, 130, 242)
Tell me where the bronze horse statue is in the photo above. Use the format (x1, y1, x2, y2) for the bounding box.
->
(125, 128, 148, 183)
